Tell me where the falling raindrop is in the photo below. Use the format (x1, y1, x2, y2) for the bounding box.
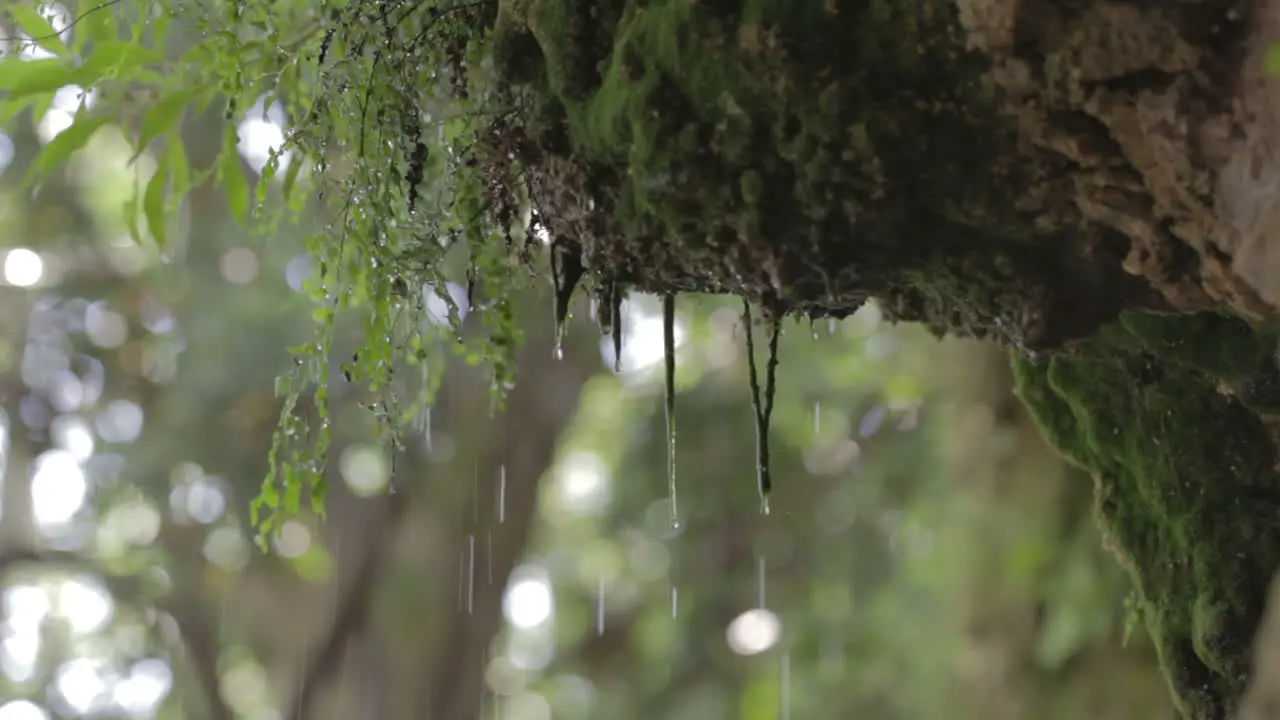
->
(498, 465, 506, 524)
(758, 555, 767, 609)
(671, 585, 679, 619)
(810, 318, 818, 341)
(743, 299, 782, 515)
(457, 547, 466, 611)
(780, 650, 791, 720)
(596, 577, 606, 636)
(828, 317, 837, 335)
(486, 529, 493, 585)
(663, 293, 680, 530)
(813, 402, 821, 437)
(467, 534, 476, 615)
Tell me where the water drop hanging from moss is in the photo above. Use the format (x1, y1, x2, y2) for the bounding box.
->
(549, 239, 584, 361)
(663, 293, 679, 530)
(743, 299, 781, 515)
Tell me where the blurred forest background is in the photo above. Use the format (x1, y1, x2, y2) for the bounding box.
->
(0, 5, 1181, 720)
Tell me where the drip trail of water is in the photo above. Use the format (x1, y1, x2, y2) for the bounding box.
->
(467, 534, 475, 615)
(549, 241, 584, 362)
(663, 293, 680, 529)
(612, 284, 625, 373)
(497, 464, 506, 524)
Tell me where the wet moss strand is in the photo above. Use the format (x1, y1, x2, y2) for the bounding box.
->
(743, 299, 781, 515)
(663, 293, 679, 529)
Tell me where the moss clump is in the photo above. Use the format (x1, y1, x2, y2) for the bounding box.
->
(488, 0, 1148, 347)
(1014, 313, 1280, 718)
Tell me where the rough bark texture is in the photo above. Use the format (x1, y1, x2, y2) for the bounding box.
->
(480, 1, 1280, 717)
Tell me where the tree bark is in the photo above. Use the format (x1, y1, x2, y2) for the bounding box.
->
(475, 1, 1280, 717)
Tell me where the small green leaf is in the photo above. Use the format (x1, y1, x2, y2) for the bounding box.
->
(0, 57, 76, 100)
(131, 89, 197, 162)
(26, 113, 111, 184)
(9, 3, 69, 56)
(144, 149, 170, 248)
(76, 41, 162, 85)
(220, 129, 250, 222)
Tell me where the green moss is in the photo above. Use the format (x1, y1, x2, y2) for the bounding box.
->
(1014, 313, 1280, 718)
(493, 0, 1058, 322)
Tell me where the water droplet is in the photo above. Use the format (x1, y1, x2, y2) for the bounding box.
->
(671, 585, 679, 619)
(553, 341, 564, 361)
(813, 402, 821, 437)
(663, 293, 679, 529)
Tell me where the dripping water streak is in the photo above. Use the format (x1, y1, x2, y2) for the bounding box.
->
(596, 577, 606, 636)
(663, 293, 679, 529)
(457, 548, 465, 611)
(612, 284, 625, 373)
(813, 402, 821, 437)
(486, 529, 493, 585)
(498, 465, 506, 524)
(671, 585, 678, 619)
(467, 534, 475, 615)
(550, 241, 584, 361)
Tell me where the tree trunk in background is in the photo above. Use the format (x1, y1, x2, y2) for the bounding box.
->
(476, 1, 1280, 716)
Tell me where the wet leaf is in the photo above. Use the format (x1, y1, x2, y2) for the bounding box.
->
(77, 40, 162, 81)
(221, 128, 249, 221)
(0, 57, 77, 100)
(131, 89, 198, 162)
(26, 113, 111, 184)
(144, 148, 170, 248)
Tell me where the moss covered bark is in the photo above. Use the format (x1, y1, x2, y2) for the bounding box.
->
(1014, 314, 1280, 718)
(471, 0, 1280, 716)
(491, 0, 1165, 348)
